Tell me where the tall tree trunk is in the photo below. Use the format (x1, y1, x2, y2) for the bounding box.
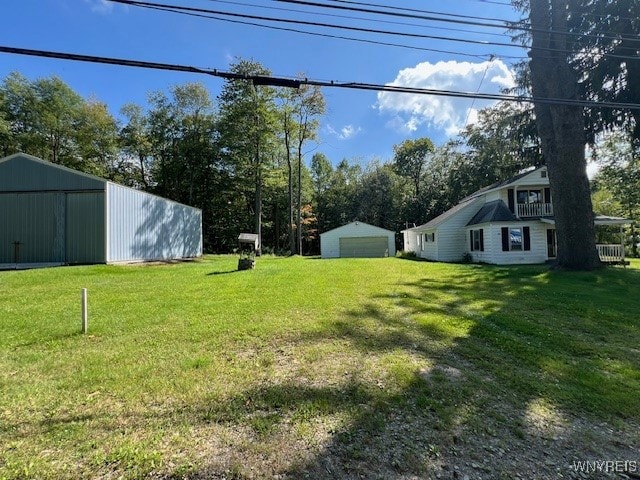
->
(297, 154, 302, 255)
(254, 153, 262, 256)
(284, 126, 295, 255)
(254, 107, 262, 256)
(529, 0, 600, 270)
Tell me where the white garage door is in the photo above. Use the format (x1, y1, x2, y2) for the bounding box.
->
(339, 236, 389, 258)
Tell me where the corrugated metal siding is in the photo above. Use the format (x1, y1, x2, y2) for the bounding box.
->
(106, 183, 203, 262)
(0, 192, 66, 263)
(320, 222, 395, 258)
(0, 154, 106, 192)
(66, 193, 106, 264)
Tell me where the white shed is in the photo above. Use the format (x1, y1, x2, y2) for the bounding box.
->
(320, 221, 396, 258)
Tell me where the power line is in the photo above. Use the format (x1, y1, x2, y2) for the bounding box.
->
(204, 0, 513, 40)
(134, 3, 495, 60)
(2, 45, 640, 111)
(111, 0, 640, 62)
(279, 0, 640, 49)
(464, 55, 495, 127)
(109, 0, 527, 50)
(279, 0, 517, 30)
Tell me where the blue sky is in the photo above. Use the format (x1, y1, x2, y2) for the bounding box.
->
(1, 0, 524, 166)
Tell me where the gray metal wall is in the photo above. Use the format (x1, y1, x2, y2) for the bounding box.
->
(0, 153, 201, 265)
(0, 153, 106, 192)
(0, 193, 65, 263)
(107, 183, 202, 262)
(65, 192, 106, 264)
(0, 192, 106, 264)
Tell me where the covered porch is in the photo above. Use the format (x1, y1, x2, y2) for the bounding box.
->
(594, 216, 631, 265)
(540, 215, 631, 265)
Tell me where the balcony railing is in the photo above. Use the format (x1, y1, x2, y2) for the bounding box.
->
(517, 202, 553, 218)
(597, 244, 625, 263)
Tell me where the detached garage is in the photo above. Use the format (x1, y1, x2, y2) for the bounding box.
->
(320, 221, 396, 258)
(0, 153, 202, 267)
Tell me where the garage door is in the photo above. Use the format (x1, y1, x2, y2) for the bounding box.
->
(339, 236, 389, 258)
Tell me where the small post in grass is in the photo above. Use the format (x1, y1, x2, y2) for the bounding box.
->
(81, 288, 88, 334)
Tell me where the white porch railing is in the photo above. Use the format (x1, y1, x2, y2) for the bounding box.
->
(597, 244, 625, 263)
(517, 203, 554, 217)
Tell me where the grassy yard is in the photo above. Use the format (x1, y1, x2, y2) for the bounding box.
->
(0, 256, 639, 479)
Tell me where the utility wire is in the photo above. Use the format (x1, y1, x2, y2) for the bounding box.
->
(464, 55, 495, 127)
(2, 45, 640, 111)
(109, 0, 526, 50)
(280, 0, 517, 29)
(321, 0, 640, 35)
(112, 0, 640, 61)
(135, 3, 495, 59)
(281, 0, 640, 47)
(206, 0, 513, 39)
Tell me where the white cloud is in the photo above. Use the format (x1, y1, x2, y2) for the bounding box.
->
(326, 123, 362, 140)
(377, 60, 515, 138)
(85, 0, 115, 14)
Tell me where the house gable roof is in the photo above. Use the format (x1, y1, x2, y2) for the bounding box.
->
(403, 166, 546, 233)
(466, 200, 518, 226)
(404, 196, 482, 232)
(461, 166, 546, 202)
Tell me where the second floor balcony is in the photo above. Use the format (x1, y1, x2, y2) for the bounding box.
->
(517, 202, 553, 218)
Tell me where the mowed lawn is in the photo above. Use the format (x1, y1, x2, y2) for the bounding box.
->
(1, 256, 639, 479)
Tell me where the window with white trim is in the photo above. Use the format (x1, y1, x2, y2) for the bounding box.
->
(501, 226, 531, 252)
(470, 229, 484, 252)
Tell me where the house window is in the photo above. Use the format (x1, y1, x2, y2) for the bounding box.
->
(425, 232, 435, 243)
(470, 229, 484, 252)
(501, 226, 531, 252)
(510, 228, 523, 250)
(517, 189, 543, 204)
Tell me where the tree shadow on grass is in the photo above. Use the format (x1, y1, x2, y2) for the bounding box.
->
(159, 265, 637, 479)
(244, 265, 639, 479)
(7, 264, 638, 479)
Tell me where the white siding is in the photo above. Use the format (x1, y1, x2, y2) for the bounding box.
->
(431, 199, 484, 262)
(485, 190, 502, 202)
(409, 229, 438, 260)
(403, 230, 418, 252)
(469, 222, 548, 265)
(106, 183, 203, 262)
(321, 222, 395, 258)
(403, 198, 484, 262)
(510, 167, 549, 188)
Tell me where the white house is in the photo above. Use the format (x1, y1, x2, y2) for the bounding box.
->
(402, 166, 628, 265)
(321, 221, 396, 258)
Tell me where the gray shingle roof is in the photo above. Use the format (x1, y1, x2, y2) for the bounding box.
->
(466, 200, 518, 226)
(405, 197, 481, 231)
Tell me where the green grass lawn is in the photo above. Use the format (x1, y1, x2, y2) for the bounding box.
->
(1, 256, 639, 479)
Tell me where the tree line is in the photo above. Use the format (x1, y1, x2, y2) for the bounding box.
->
(1, 46, 638, 259)
(0, 61, 543, 255)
